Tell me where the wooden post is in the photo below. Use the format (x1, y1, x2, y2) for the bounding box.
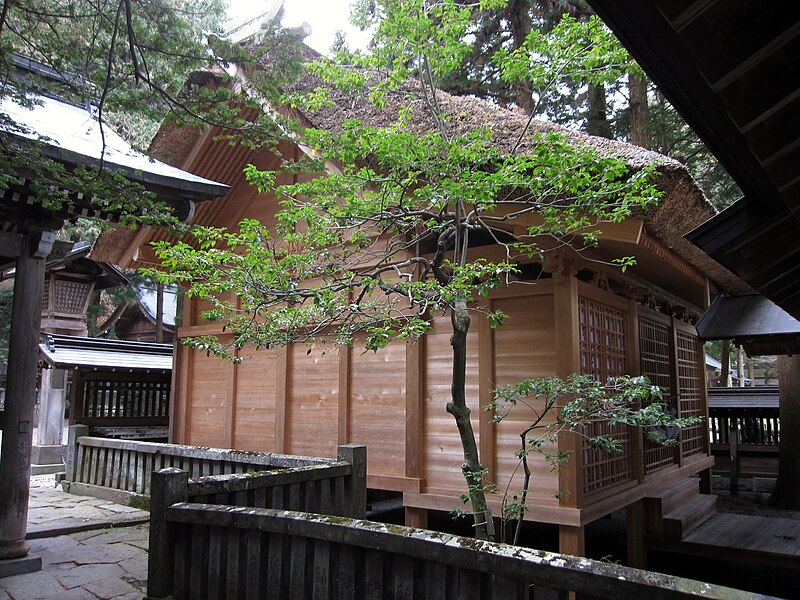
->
(275, 347, 289, 453)
(558, 525, 585, 557)
(478, 306, 496, 485)
(64, 424, 89, 483)
(626, 499, 647, 569)
(337, 445, 367, 518)
(404, 507, 428, 529)
(0, 231, 52, 560)
(729, 418, 739, 497)
(147, 468, 189, 600)
(553, 267, 583, 511)
(338, 345, 351, 446)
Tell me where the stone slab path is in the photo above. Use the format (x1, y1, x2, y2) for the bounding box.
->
(27, 476, 148, 538)
(0, 476, 150, 600)
(0, 525, 149, 600)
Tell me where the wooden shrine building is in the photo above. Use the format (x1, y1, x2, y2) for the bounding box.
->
(93, 55, 757, 560)
(39, 334, 173, 441)
(0, 54, 227, 568)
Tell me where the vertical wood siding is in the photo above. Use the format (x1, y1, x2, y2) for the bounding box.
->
(349, 339, 407, 477)
(492, 294, 559, 503)
(423, 313, 481, 494)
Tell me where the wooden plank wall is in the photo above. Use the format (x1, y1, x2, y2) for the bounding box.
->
(422, 312, 481, 495)
(490, 292, 559, 504)
(175, 285, 560, 500)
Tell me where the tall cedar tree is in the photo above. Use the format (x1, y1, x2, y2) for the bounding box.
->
(439, 1, 740, 208)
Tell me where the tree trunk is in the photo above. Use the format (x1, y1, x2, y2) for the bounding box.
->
(628, 73, 649, 148)
(447, 299, 493, 540)
(720, 340, 731, 387)
(770, 355, 800, 509)
(586, 82, 612, 138)
(506, 0, 534, 115)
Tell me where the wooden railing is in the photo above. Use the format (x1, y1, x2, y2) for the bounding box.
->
(74, 372, 170, 430)
(146, 467, 769, 600)
(707, 387, 780, 492)
(63, 424, 364, 509)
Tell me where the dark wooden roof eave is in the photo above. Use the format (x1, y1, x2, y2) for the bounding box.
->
(586, 0, 800, 319)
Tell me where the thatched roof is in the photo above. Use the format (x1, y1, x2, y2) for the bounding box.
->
(93, 45, 751, 296)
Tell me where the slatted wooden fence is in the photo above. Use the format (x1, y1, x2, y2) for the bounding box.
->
(63, 424, 364, 510)
(707, 388, 780, 493)
(146, 467, 770, 600)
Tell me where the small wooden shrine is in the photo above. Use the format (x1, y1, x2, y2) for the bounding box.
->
(0, 54, 227, 566)
(93, 55, 756, 559)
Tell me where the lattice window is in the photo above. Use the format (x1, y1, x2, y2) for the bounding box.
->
(42, 278, 51, 311)
(579, 298, 627, 381)
(52, 279, 91, 315)
(579, 297, 633, 493)
(638, 317, 677, 473)
(676, 330, 705, 459)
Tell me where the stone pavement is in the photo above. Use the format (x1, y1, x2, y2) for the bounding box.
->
(0, 475, 150, 600)
(27, 475, 148, 538)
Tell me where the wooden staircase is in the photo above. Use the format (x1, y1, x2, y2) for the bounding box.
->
(645, 477, 717, 540)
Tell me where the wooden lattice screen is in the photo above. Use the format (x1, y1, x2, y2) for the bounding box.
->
(82, 379, 170, 420)
(676, 329, 705, 459)
(578, 297, 633, 494)
(51, 278, 92, 315)
(638, 316, 678, 474)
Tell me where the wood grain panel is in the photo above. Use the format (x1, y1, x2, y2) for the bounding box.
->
(349, 340, 407, 477)
(423, 313, 481, 495)
(492, 295, 560, 501)
(286, 344, 339, 458)
(233, 348, 278, 452)
(185, 344, 231, 448)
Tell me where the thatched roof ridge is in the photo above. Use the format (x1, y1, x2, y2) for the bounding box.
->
(94, 45, 750, 296)
(274, 55, 747, 293)
(286, 67, 681, 170)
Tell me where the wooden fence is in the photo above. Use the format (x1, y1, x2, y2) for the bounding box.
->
(63, 424, 365, 510)
(146, 468, 770, 600)
(707, 387, 780, 493)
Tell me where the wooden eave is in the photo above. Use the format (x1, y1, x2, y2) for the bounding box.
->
(587, 0, 800, 319)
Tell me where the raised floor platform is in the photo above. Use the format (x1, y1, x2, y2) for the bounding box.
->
(652, 512, 800, 570)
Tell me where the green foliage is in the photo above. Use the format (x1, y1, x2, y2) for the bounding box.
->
(0, 0, 308, 228)
(434, 2, 741, 209)
(489, 373, 702, 543)
(152, 0, 663, 541)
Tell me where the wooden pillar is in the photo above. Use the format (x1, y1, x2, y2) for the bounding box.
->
(553, 267, 583, 512)
(225, 349, 238, 448)
(0, 231, 52, 559)
(275, 347, 289, 453)
(558, 525, 585, 556)
(770, 355, 800, 509)
(338, 345, 351, 446)
(147, 468, 189, 599)
(477, 305, 495, 484)
(626, 499, 647, 569)
(404, 339, 427, 528)
(404, 506, 428, 529)
(337, 444, 367, 519)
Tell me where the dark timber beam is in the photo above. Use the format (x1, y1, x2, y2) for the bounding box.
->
(0, 230, 54, 560)
(0, 231, 23, 260)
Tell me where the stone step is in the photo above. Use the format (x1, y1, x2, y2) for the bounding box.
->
(662, 493, 717, 539)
